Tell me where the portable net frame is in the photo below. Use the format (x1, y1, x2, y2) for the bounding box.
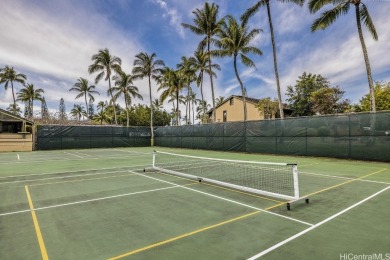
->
(152, 151, 305, 205)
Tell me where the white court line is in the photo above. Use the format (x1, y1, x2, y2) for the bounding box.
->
(0, 154, 150, 165)
(64, 151, 84, 158)
(0, 169, 140, 185)
(0, 185, 178, 217)
(132, 171, 313, 227)
(301, 171, 390, 185)
(0, 209, 31, 217)
(247, 185, 390, 259)
(72, 151, 91, 157)
(0, 163, 150, 180)
(114, 149, 152, 155)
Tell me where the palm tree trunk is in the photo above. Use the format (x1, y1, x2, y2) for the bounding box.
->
(125, 98, 130, 127)
(208, 39, 217, 123)
(108, 77, 118, 124)
(355, 4, 376, 112)
(176, 90, 179, 126)
(266, 1, 284, 119)
(192, 99, 195, 125)
(31, 99, 34, 119)
(84, 95, 89, 119)
(187, 85, 191, 124)
(11, 82, 17, 115)
(234, 56, 247, 121)
(199, 74, 206, 120)
(148, 76, 154, 146)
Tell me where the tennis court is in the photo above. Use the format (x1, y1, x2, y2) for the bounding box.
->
(0, 147, 389, 259)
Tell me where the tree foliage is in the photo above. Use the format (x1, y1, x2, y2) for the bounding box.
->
(310, 86, 350, 115)
(287, 72, 349, 116)
(255, 97, 279, 119)
(118, 104, 171, 127)
(359, 81, 390, 111)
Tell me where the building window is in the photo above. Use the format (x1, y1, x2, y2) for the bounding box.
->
(229, 98, 234, 106)
(223, 110, 227, 122)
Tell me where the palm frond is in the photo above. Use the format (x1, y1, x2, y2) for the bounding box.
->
(240, 54, 256, 68)
(308, 0, 333, 14)
(311, 3, 350, 31)
(359, 3, 378, 41)
(240, 1, 264, 23)
(279, 0, 305, 7)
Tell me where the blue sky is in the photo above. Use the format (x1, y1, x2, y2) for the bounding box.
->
(0, 0, 389, 115)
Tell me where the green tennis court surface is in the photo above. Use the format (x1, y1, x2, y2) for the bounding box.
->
(0, 147, 389, 259)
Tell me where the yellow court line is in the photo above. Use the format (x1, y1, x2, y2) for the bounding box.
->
(25, 186, 49, 260)
(108, 211, 261, 260)
(158, 172, 282, 203)
(265, 202, 287, 211)
(27, 173, 136, 187)
(304, 168, 388, 198)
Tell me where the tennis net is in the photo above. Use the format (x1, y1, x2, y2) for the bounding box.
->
(152, 151, 300, 201)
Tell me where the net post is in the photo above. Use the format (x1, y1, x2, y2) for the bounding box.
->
(292, 164, 299, 199)
(152, 150, 156, 168)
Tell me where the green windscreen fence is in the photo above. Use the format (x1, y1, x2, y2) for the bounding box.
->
(36, 125, 150, 150)
(155, 112, 390, 162)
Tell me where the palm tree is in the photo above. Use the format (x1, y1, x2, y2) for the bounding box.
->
(97, 101, 108, 112)
(177, 56, 196, 125)
(182, 2, 225, 123)
(158, 67, 183, 126)
(93, 110, 109, 125)
(112, 70, 143, 127)
(188, 49, 220, 119)
(69, 77, 100, 115)
(132, 52, 165, 145)
(16, 84, 44, 119)
(70, 104, 87, 121)
(309, 0, 378, 112)
(197, 100, 211, 124)
(152, 98, 163, 111)
(0, 66, 27, 114)
(241, 0, 304, 119)
(188, 89, 198, 125)
(215, 15, 262, 121)
(6, 104, 22, 116)
(88, 48, 122, 124)
(215, 96, 226, 106)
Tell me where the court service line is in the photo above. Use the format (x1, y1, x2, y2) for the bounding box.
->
(247, 185, 390, 260)
(72, 151, 91, 157)
(114, 149, 151, 155)
(301, 171, 390, 185)
(0, 154, 150, 165)
(25, 185, 49, 260)
(27, 173, 136, 187)
(108, 211, 261, 260)
(0, 168, 149, 185)
(64, 151, 84, 158)
(131, 171, 313, 226)
(303, 168, 387, 198)
(0, 164, 149, 180)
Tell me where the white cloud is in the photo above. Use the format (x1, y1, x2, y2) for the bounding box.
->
(154, 0, 185, 38)
(0, 0, 147, 111)
(276, 5, 390, 103)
